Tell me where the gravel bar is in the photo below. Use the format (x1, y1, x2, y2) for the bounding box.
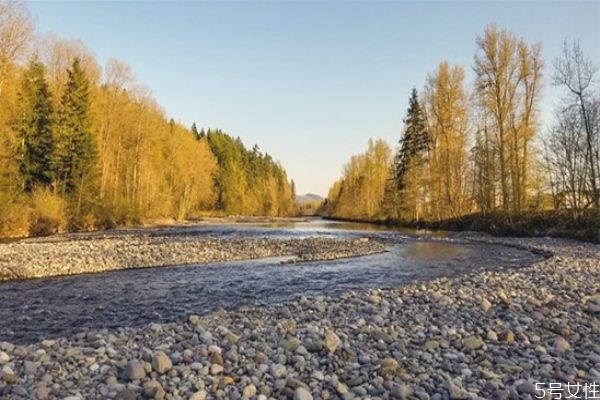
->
(0, 236, 387, 281)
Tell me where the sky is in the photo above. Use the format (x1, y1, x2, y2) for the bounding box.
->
(28, 1, 600, 197)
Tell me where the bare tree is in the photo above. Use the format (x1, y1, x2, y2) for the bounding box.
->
(41, 35, 101, 105)
(0, 0, 34, 98)
(552, 39, 599, 208)
(545, 105, 591, 210)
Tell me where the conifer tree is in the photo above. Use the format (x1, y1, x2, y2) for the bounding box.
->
(14, 57, 55, 193)
(394, 88, 429, 191)
(191, 122, 200, 139)
(55, 58, 96, 195)
(54, 58, 98, 225)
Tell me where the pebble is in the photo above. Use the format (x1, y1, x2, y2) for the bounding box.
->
(294, 387, 313, 400)
(190, 390, 207, 400)
(501, 330, 515, 344)
(480, 298, 492, 312)
(143, 380, 165, 399)
(324, 329, 341, 353)
(152, 351, 173, 374)
(553, 337, 571, 353)
(210, 363, 224, 375)
(23, 360, 37, 375)
(36, 384, 49, 400)
(126, 360, 146, 380)
(463, 335, 484, 351)
(270, 363, 287, 379)
(243, 384, 257, 397)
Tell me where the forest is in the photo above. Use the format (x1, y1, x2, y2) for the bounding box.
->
(325, 25, 600, 240)
(0, 2, 296, 237)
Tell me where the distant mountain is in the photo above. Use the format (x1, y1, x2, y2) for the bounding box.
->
(296, 193, 324, 204)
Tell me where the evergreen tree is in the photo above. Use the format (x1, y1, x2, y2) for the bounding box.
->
(394, 88, 429, 190)
(14, 57, 55, 193)
(191, 122, 200, 139)
(55, 58, 96, 196)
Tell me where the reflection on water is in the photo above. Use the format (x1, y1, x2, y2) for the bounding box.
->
(242, 218, 430, 236)
(0, 219, 543, 344)
(401, 240, 471, 262)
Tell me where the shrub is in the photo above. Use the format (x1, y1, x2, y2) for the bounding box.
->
(0, 194, 30, 238)
(29, 188, 67, 236)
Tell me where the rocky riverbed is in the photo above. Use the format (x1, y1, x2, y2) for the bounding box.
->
(0, 236, 598, 399)
(0, 235, 387, 281)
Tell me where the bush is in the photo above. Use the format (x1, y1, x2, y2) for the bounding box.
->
(29, 189, 67, 236)
(0, 194, 30, 238)
(426, 209, 600, 243)
(91, 204, 117, 230)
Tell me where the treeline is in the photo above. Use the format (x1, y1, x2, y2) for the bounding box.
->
(0, 1, 295, 237)
(326, 25, 600, 228)
(205, 129, 295, 217)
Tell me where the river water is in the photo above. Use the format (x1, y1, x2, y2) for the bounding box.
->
(0, 219, 543, 344)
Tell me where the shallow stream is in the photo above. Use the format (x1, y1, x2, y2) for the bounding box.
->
(0, 219, 543, 344)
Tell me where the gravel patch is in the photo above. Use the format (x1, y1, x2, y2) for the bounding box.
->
(0, 236, 387, 281)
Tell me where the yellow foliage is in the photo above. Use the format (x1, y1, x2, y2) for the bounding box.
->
(29, 188, 67, 236)
(0, 194, 29, 238)
(423, 61, 471, 220)
(327, 139, 392, 220)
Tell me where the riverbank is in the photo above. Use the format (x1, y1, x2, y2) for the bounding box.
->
(325, 209, 600, 243)
(0, 216, 314, 241)
(0, 236, 598, 399)
(0, 232, 387, 282)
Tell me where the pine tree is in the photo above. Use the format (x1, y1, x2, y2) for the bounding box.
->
(14, 58, 55, 193)
(394, 88, 429, 191)
(191, 122, 200, 139)
(55, 58, 98, 225)
(55, 58, 96, 195)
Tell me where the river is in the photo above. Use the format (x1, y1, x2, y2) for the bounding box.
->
(0, 219, 543, 344)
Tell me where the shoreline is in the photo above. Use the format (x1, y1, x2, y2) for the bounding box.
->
(0, 236, 597, 399)
(323, 211, 600, 244)
(0, 216, 315, 242)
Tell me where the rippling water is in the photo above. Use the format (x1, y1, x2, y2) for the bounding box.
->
(0, 219, 543, 344)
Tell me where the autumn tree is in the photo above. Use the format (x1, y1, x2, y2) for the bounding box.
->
(42, 35, 101, 110)
(473, 24, 543, 213)
(206, 130, 295, 216)
(14, 57, 55, 193)
(423, 61, 471, 220)
(471, 111, 498, 213)
(94, 58, 135, 209)
(0, 0, 34, 98)
(0, 0, 34, 198)
(327, 139, 392, 220)
(168, 123, 217, 220)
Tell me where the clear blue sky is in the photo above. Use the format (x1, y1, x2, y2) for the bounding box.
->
(28, 1, 599, 196)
